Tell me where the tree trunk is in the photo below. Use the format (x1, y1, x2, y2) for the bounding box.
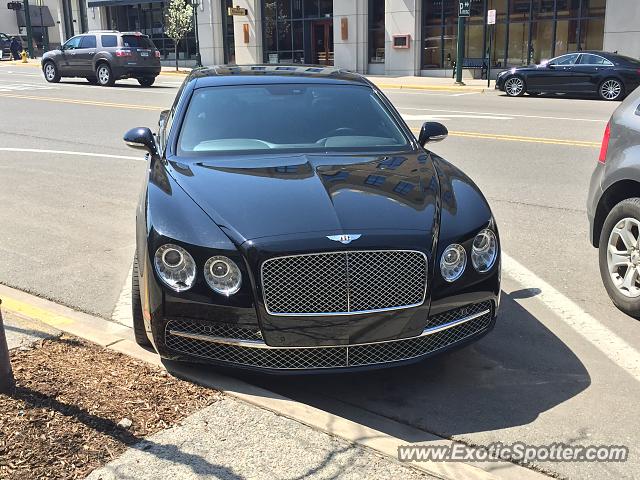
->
(0, 300, 15, 395)
(174, 40, 179, 71)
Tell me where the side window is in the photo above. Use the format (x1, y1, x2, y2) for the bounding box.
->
(551, 53, 579, 66)
(101, 35, 117, 48)
(63, 36, 81, 50)
(79, 35, 96, 49)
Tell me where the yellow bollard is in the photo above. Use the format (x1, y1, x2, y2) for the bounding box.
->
(21, 50, 27, 63)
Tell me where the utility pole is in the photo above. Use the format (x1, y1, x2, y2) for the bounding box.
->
(192, 0, 201, 67)
(455, 0, 470, 85)
(23, 0, 35, 58)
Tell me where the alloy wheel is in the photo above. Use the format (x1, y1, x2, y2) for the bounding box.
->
(607, 217, 640, 298)
(600, 79, 622, 100)
(97, 65, 110, 85)
(44, 63, 56, 81)
(504, 77, 524, 96)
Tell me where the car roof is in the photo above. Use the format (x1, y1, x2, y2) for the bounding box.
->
(189, 65, 372, 88)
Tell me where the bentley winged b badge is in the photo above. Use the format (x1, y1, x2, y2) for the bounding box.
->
(327, 234, 362, 245)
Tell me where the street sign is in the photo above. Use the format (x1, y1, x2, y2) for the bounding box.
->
(7, 1, 22, 10)
(487, 9, 496, 25)
(459, 0, 470, 17)
(228, 6, 247, 16)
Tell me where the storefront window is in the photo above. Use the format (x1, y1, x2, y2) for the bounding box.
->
(422, 0, 605, 70)
(368, 0, 385, 64)
(263, 0, 333, 65)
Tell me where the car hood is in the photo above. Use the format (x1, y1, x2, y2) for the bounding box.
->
(167, 152, 439, 243)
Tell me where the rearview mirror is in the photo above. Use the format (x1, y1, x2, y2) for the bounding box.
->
(124, 127, 158, 156)
(418, 122, 448, 147)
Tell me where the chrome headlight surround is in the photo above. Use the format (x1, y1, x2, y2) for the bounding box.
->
(154, 244, 196, 292)
(204, 255, 242, 296)
(440, 244, 467, 282)
(471, 229, 498, 273)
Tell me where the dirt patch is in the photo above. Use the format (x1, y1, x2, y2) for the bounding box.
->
(0, 335, 220, 480)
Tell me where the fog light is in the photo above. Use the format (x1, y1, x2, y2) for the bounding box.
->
(154, 244, 196, 292)
(471, 229, 498, 273)
(204, 256, 242, 295)
(440, 244, 467, 282)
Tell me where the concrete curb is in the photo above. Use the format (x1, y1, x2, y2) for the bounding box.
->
(0, 283, 550, 480)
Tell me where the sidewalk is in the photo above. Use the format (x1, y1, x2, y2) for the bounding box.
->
(1, 301, 435, 480)
(2, 59, 491, 91)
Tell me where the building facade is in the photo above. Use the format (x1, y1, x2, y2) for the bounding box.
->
(7, 0, 638, 77)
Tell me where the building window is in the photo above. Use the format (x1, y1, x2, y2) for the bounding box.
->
(394, 181, 415, 196)
(368, 0, 385, 64)
(263, 0, 333, 65)
(378, 157, 405, 169)
(421, 0, 606, 70)
(365, 175, 386, 187)
(223, 0, 236, 64)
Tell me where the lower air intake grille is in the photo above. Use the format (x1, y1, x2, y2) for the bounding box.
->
(164, 302, 493, 370)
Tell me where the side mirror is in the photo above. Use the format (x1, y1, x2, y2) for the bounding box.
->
(547, 63, 555, 69)
(124, 127, 158, 155)
(418, 122, 448, 147)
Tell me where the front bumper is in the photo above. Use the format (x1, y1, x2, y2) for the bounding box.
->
(154, 300, 496, 373)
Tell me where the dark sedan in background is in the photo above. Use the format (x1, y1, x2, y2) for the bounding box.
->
(123, 65, 501, 373)
(497, 51, 640, 101)
(588, 84, 640, 318)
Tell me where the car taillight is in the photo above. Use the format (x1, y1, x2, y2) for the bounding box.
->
(599, 122, 611, 164)
(154, 50, 160, 58)
(115, 49, 132, 57)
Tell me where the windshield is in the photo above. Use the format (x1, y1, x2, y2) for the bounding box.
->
(122, 35, 154, 48)
(178, 84, 410, 155)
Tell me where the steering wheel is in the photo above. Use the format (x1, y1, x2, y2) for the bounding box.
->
(327, 127, 357, 137)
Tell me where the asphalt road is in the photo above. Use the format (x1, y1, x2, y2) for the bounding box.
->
(0, 63, 639, 479)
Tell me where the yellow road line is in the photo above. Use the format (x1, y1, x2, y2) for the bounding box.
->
(2, 296, 74, 327)
(0, 92, 163, 111)
(410, 127, 599, 148)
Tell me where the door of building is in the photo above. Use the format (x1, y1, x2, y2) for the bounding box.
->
(311, 20, 333, 66)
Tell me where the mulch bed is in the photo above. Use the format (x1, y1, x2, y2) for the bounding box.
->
(0, 335, 221, 480)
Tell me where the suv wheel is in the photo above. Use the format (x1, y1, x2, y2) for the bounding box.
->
(96, 63, 115, 87)
(43, 61, 60, 83)
(138, 77, 156, 87)
(599, 198, 640, 318)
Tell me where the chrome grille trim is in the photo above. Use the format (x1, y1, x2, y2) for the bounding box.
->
(261, 250, 428, 316)
(164, 303, 493, 370)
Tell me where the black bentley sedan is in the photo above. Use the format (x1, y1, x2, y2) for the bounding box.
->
(124, 65, 500, 372)
(496, 51, 640, 101)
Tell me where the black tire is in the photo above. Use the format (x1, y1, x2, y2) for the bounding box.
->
(86, 76, 98, 84)
(598, 78, 624, 101)
(96, 63, 115, 87)
(43, 61, 60, 83)
(503, 75, 526, 97)
(137, 76, 156, 87)
(132, 253, 154, 348)
(598, 198, 640, 318)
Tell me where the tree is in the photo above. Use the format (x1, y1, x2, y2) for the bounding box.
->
(165, 0, 193, 71)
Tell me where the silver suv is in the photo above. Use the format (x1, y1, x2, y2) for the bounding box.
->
(587, 85, 640, 317)
(41, 31, 161, 87)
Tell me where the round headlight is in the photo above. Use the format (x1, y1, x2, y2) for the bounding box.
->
(440, 244, 467, 282)
(154, 244, 196, 292)
(471, 229, 498, 273)
(204, 256, 242, 295)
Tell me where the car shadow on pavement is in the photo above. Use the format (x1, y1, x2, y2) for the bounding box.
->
(223, 291, 591, 440)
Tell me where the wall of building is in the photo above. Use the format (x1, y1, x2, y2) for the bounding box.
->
(198, 0, 225, 65)
(384, 0, 421, 76)
(333, 0, 368, 74)
(603, 0, 640, 60)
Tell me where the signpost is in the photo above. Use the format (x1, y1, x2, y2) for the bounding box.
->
(487, 9, 496, 88)
(455, 0, 470, 85)
(228, 6, 247, 16)
(23, 0, 34, 59)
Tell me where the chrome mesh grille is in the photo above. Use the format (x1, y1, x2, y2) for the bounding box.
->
(164, 302, 493, 370)
(261, 250, 427, 315)
(166, 319, 263, 341)
(426, 301, 492, 329)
